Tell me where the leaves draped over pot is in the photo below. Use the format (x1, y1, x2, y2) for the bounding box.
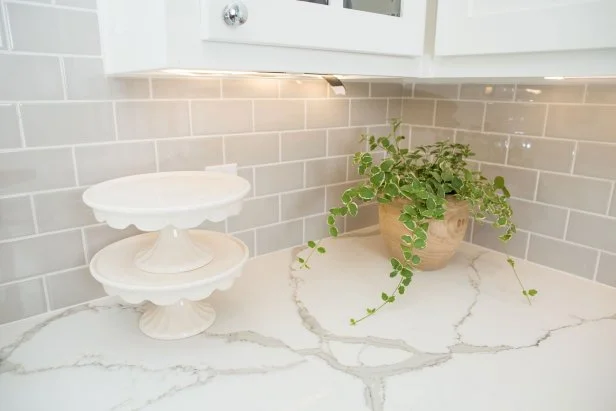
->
(299, 119, 536, 325)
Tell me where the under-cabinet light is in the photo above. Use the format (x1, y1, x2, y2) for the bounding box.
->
(544, 76, 616, 80)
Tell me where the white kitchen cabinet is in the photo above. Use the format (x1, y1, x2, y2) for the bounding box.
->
(98, 0, 426, 77)
(429, 0, 616, 78)
(202, 0, 426, 57)
(435, 0, 616, 56)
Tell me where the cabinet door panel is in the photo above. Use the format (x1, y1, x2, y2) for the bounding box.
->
(435, 0, 616, 56)
(202, 0, 426, 57)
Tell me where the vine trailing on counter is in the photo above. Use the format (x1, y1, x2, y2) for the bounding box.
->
(298, 119, 537, 325)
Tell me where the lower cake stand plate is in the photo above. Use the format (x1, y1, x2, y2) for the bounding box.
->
(90, 230, 249, 340)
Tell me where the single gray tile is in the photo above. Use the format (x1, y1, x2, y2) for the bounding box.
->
(574, 143, 616, 180)
(0, 279, 46, 324)
(472, 222, 529, 259)
(410, 127, 453, 148)
(413, 84, 459, 99)
(435, 100, 484, 131)
(509, 198, 567, 238)
(566, 212, 616, 254)
(508, 136, 575, 173)
(75, 142, 156, 185)
(527, 235, 598, 279)
(230, 230, 255, 258)
(116, 101, 190, 140)
(0, 197, 35, 241)
(255, 162, 303, 196)
(83, 225, 142, 261)
(22, 103, 114, 146)
(536, 173, 611, 214)
(225, 133, 279, 166)
(8, 3, 100, 54)
(0, 230, 85, 283)
(460, 84, 514, 101)
(157, 137, 223, 172)
(56, 0, 97, 9)
(254, 100, 304, 132)
(256, 220, 303, 255)
(64, 57, 149, 100)
(152, 79, 220, 99)
(0, 54, 63, 100)
(516, 84, 584, 103)
(596, 252, 616, 287)
(222, 78, 278, 98)
(371, 82, 403, 97)
(281, 187, 325, 220)
(306, 157, 347, 187)
(0, 149, 75, 196)
(327, 127, 367, 156)
(388, 98, 403, 120)
(402, 99, 435, 126)
(546, 105, 616, 142)
(0, 104, 22, 149)
(346, 203, 379, 231)
(306, 99, 349, 129)
(305, 213, 333, 241)
(192, 100, 253, 135)
(480, 164, 538, 200)
(333, 82, 369, 98)
(227, 196, 279, 232)
(280, 79, 328, 98)
(350, 99, 387, 126)
(281, 130, 326, 161)
(585, 85, 616, 104)
(455, 131, 507, 163)
(237, 167, 254, 198)
(0, 4, 6, 50)
(33, 188, 96, 233)
(485, 102, 546, 135)
(46, 266, 104, 310)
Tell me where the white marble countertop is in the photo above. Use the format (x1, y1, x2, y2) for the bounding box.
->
(3, 230, 616, 411)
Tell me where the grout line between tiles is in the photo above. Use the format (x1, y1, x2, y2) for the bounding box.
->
(251, 100, 255, 132)
(592, 252, 602, 281)
(569, 140, 578, 174)
(480, 102, 487, 132)
(71, 146, 80, 186)
(80, 227, 89, 262)
(252, 229, 258, 256)
(541, 104, 550, 136)
(187, 100, 194, 136)
(15, 103, 26, 148)
(111, 101, 119, 140)
(148, 78, 153, 99)
(523, 231, 531, 260)
(58, 57, 68, 100)
(431, 99, 437, 126)
(153, 141, 160, 172)
(303, 100, 307, 130)
(562, 209, 571, 240)
(28, 194, 39, 234)
(582, 83, 588, 104)
(41, 275, 51, 311)
(503, 135, 511, 164)
(606, 182, 615, 215)
(532, 170, 540, 201)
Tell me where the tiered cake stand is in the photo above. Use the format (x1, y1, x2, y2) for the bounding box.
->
(82, 171, 251, 340)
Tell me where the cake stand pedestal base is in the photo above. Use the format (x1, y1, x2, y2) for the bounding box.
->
(139, 299, 216, 340)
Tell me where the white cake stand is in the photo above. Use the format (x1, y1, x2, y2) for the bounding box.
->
(83, 171, 251, 340)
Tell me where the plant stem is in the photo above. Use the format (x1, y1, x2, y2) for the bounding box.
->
(508, 256, 532, 305)
(299, 239, 322, 269)
(352, 277, 404, 325)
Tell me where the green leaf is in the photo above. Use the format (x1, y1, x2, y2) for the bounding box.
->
(367, 308, 376, 315)
(398, 286, 406, 295)
(506, 257, 515, 268)
(427, 197, 436, 210)
(401, 235, 412, 244)
(402, 277, 412, 286)
(390, 258, 402, 270)
(308, 240, 316, 248)
(389, 270, 398, 278)
(298, 258, 305, 263)
(341, 190, 353, 204)
(361, 153, 372, 165)
(350, 318, 357, 325)
(359, 187, 376, 200)
(348, 202, 359, 217)
(494, 176, 505, 189)
(381, 292, 389, 302)
(502, 186, 511, 198)
(317, 247, 326, 254)
(451, 176, 463, 191)
(411, 255, 421, 265)
(327, 215, 335, 225)
(522, 290, 528, 296)
(528, 289, 538, 296)
(414, 239, 426, 249)
(329, 226, 338, 237)
(380, 158, 395, 172)
(403, 220, 416, 231)
(387, 296, 396, 303)
(384, 183, 399, 197)
(401, 268, 413, 278)
(370, 172, 385, 187)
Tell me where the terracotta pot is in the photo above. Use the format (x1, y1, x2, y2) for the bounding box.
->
(378, 196, 469, 271)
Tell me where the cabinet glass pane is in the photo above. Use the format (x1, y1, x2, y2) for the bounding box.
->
(345, 0, 401, 16)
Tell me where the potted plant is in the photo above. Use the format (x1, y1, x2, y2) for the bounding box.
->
(298, 120, 537, 325)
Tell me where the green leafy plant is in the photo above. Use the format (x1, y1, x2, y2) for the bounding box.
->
(298, 119, 537, 325)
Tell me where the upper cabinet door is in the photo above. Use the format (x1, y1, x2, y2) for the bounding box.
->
(435, 0, 616, 56)
(202, 0, 427, 57)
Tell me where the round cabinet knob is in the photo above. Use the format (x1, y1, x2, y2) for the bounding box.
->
(223, 2, 248, 26)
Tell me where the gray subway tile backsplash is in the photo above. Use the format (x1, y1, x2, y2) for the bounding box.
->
(1, 1, 616, 325)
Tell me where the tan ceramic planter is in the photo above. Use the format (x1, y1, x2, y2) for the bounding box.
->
(378, 197, 469, 271)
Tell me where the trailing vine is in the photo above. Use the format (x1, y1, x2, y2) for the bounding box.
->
(298, 120, 537, 325)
